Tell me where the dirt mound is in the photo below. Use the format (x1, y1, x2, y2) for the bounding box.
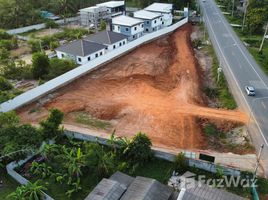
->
(18, 24, 248, 150)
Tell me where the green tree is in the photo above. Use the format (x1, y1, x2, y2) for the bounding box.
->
(0, 111, 19, 128)
(0, 47, 11, 64)
(122, 132, 152, 165)
(247, 8, 267, 34)
(32, 52, 50, 79)
(0, 76, 13, 91)
(40, 109, 64, 139)
(46, 58, 76, 80)
(100, 20, 106, 31)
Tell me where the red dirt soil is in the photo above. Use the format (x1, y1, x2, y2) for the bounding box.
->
(18, 24, 248, 150)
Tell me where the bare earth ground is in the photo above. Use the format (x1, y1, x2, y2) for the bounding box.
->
(17, 24, 248, 150)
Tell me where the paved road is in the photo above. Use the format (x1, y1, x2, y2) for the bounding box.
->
(199, 0, 268, 176)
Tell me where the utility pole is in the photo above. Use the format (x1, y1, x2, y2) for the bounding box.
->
(252, 144, 264, 183)
(259, 23, 268, 52)
(242, 0, 248, 31)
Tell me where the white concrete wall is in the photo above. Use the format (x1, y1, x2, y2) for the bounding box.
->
(162, 12, 173, 26)
(0, 18, 188, 112)
(151, 17, 163, 28)
(130, 23, 144, 36)
(107, 38, 128, 51)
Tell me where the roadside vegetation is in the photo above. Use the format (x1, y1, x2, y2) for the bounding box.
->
(216, 0, 268, 76)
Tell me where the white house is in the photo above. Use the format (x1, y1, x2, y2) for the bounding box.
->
(145, 3, 173, 26)
(84, 31, 128, 51)
(56, 40, 107, 65)
(96, 1, 125, 17)
(112, 15, 144, 41)
(133, 10, 163, 33)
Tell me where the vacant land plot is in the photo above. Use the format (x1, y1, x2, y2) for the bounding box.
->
(18, 24, 248, 150)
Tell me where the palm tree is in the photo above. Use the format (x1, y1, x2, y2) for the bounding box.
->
(54, 0, 76, 23)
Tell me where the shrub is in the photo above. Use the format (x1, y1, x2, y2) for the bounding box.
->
(45, 20, 59, 29)
(28, 39, 42, 53)
(1, 61, 33, 80)
(40, 109, 64, 140)
(123, 132, 153, 165)
(204, 123, 217, 136)
(32, 52, 50, 79)
(0, 29, 12, 40)
(174, 152, 187, 173)
(0, 76, 13, 91)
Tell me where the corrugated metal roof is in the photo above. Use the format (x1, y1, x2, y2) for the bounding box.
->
(145, 3, 173, 13)
(134, 10, 162, 20)
(120, 176, 172, 200)
(56, 40, 107, 57)
(84, 178, 126, 200)
(84, 31, 128, 45)
(112, 15, 143, 26)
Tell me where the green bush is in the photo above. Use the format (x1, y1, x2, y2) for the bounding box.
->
(32, 52, 50, 79)
(122, 132, 153, 165)
(204, 123, 217, 136)
(1, 61, 33, 80)
(0, 76, 13, 91)
(0, 29, 12, 40)
(40, 109, 64, 140)
(174, 152, 187, 173)
(45, 20, 59, 29)
(28, 39, 42, 53)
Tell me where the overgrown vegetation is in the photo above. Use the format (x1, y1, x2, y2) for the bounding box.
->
(206, 45, 237, 109)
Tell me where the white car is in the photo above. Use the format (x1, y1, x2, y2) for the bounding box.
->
(245, 86, 255, 96)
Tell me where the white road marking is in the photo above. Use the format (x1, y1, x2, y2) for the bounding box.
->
(201, 0, 268, 146)
(262, 102, 267, 110)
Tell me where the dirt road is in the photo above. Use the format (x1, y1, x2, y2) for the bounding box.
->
(18, 24, 248, 150)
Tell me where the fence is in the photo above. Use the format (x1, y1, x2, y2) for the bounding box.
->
(6, 17, 79, 35)
(6, 156, 54, 200)
(0, 18, 188, 113)
(65, 129, 241, 177)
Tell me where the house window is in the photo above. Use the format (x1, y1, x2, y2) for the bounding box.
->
(62, 54, 65, 57)
(147, 21, 149, 24)
(162, 22, 164, 25)
(161, 18, 163, 21)
(133, 35, 135, 39)
(154, 20, 156, 24)
(95, 53, 98, 58)
(141, 24, 144, 27)
(126, 27, 129, 31)
(118, 26, 120, 31)
(105, 47, 108, 50)
(146, 28, 149, 32)
(119, 42, 122, 46)
(88, 56, 91, 61)
(112, 25, 115, 30)
(123, 41, 125, 45)
(78, 57, 81, 62)
(134, 26, 137, 31)
(100, 52, 103, 56)
(113, 45, 116, 49)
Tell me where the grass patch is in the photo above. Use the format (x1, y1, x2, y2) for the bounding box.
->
(206, 45, 237, 109)
(0, 169, 19, 199)
(74, 112, 113, 131)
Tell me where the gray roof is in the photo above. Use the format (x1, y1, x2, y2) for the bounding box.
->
(179, 172, 246, 200)
(84, 31, 128, 45)
(110, 171, 135, 189)
(120, 176, 173, 200)
(84, 178, 126, 200)
(56, 39, 107, 57)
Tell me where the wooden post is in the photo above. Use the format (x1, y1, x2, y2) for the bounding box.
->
(259, 23, 268, 53)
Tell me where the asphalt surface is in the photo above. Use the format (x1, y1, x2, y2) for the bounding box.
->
(199, 0, 268, 176)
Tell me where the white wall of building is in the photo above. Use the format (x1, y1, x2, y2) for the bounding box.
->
(56, 48, 106, 65)
(106, 38, 128, 51)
